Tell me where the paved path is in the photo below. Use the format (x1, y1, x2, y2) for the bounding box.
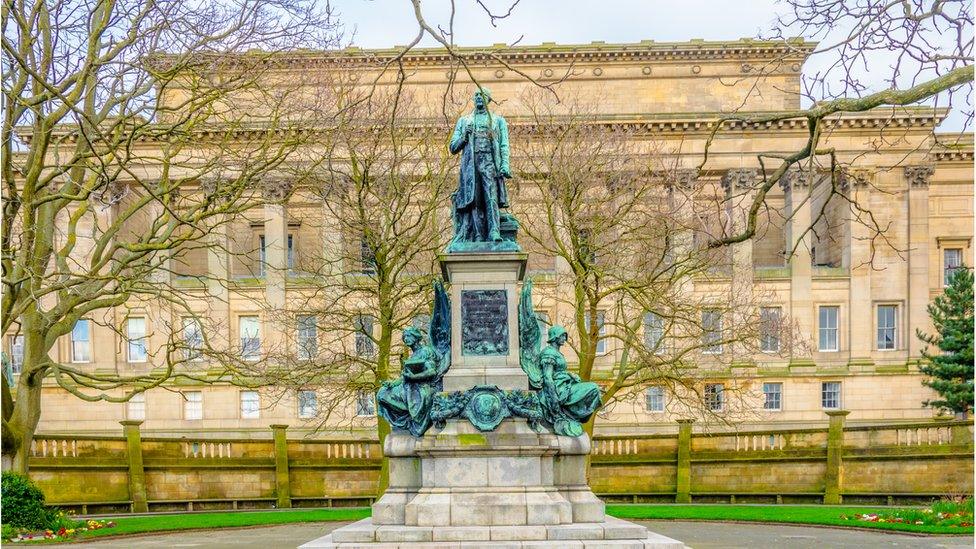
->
(52, 521, 974, 549)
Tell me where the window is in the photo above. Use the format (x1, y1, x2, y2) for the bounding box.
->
(241, 390, 260, 419)
(821, 381, 841, 409)
(762, 382, 782, 411)
(183, 391, 203, 420)
(127, 393, 146, 421)
(287, 234, 295, 272)
(644, 312, 665, 354)
(258, 234, 267, 277)
(71, 319, 91, 363)
(126, 317, 148, 363)
(704, 383, 724, 411)
(297, 315, 318, 359)
(584, 311, 607, 355)
(535, 311, 551, 341)
(8, 335, 23, 374)
(645, 386, 665, 413)
(759, 307, 781, 353)
(361, 236, 376, 274)
(944, 248, 963, 286)
(356, 391, 375, 416)
(298, 390, 318, 419)
(877, 305, 897, 350)
(701, 310, 722, 354)
(355, 315, 375, 357)
(182, 317, 203, 361)
(240, 316, 261, 360)
(818, 306, 839, 352)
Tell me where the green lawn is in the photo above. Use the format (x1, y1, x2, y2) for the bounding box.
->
(10, 503, 973, 543)
(607, 504, 974, 535)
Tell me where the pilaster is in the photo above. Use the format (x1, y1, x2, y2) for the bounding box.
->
(121, 420, 148, 513)
(783, 169, 814, 363)
(847, 171, 873, 364)
(824, 410, 849, 504)
(271, 424, 292, 509)
(675, 419, 694, 503)
(905, 166, 934, 359)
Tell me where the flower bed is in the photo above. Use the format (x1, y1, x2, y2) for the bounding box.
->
(841, 498, 973, 529)
(5, 514, 116, 543)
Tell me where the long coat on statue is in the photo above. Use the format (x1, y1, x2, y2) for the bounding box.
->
(449, 111, 511, 211)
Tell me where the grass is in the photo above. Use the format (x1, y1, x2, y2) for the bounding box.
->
(606, 502, 974, 535)
(6, 502, 973, 543)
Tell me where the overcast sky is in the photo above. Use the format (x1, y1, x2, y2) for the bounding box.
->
(328, 0, 970, 132)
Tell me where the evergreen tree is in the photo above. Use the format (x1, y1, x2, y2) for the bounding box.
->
(917, 267, 975, 415)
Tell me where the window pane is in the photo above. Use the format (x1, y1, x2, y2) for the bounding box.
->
(9, 335, 24, 373)
(646, 386, 665, 412)
(184, 391, 203, 420)
(702, 310, 722, 354)
(877, 305, 896, 350)
(361, 236, 376, 274)
(287, 234, 295, 271)
(644, 312, 665, 353)
(762, 382, 782, 411)
(818, 306, 838, 351)
(183, 318, 203, 360)
(584, 312, 607, 354)
(71, 320, 91, 362)
(945, 249, 963, 286)
(705, 383, 724, 411)
(355, 315, 375, 357)
(241, 390, 260, 419)
(298, 390, 318, 419)
(535, 311, 550, 341)
(356, 391, 375, 416)
(240, 316, 261, 360)
(821, 382, 841, 409)
(760, 307, 781, 353)
(127, 317, 147, 362)
(297, 315, 318, 359)
(127, 393, 146, 420)
(258, 235, 267, 277)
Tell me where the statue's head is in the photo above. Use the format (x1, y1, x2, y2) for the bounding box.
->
(473, 87, 492, 109)
(402, 326, 423, 347)
(547, 325, 568, 345)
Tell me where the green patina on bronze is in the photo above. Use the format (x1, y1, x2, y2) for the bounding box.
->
(430, 385, 545, 432)
(446, 87, 521, 254)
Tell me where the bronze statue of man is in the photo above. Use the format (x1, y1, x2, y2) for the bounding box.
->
(447, 87, 512, 251)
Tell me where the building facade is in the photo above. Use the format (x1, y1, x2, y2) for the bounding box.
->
(9, 40, 974, 438)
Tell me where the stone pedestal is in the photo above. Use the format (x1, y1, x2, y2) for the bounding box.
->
(302, 252, 686, 548)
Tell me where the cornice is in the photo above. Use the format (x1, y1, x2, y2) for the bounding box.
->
(14, 107, 950, 145)
(150, 39, 817, 71)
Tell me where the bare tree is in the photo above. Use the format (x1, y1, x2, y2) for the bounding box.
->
(1, 0, 338, 472)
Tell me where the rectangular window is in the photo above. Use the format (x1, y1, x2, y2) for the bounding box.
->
(821, 381, 841, 409)
(584, 311, 607, 355)
(702, 310, 723, 354)
(759, 307, 782, 353)
(361, 236, 376, 274)
(944, 248, 963, 286)
(8, 335, 23, 374)
(296, 315, 318, 359)
(71, 319, 91, 363)
(355, 315, 375, 357)
(356, 391, 375, 416)
(127, 317, 148, 363)
(818, 306, 839, 352)
(705, 383, 724, 411)
(287, 234, 295, 272)
(258, 234, 267, 278)
(877, 304, 897, 350)
(127, 393, 146, 420)
(644, 312, 665, 354)
(241, 390, 260, 419)
(762, 382, 782, 411)
(298, 390, 318, 419)
(183, 391, 203, 420)
(240, 316, 261, 361)
(646, 386, 665, 412)
(182, 317, 204, 361)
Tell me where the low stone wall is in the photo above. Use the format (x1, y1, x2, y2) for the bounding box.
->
(27, 414, 973, 514)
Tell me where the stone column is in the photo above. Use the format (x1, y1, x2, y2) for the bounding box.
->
(206, 214, 232, 352)
(121, 420, 149, 513)
(905, 166, 934, 359)
(784, 169, 814, 366)
(722, 168, 758, 278)
(824, 410, 849, 504)
(675, 419, 694, 503)
(262, 178, 292, 309)
(846, 171, 874, 366)
(271, 424, 292, 509)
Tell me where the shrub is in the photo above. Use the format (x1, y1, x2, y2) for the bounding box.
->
(1, 472, 51, 530)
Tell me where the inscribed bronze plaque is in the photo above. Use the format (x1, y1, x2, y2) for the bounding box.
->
(460, 290, 509, 356)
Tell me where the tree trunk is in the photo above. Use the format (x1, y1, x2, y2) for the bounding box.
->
(6, 377, 43, 474)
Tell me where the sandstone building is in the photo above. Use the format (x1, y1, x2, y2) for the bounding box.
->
(9, 39, 973, 438)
